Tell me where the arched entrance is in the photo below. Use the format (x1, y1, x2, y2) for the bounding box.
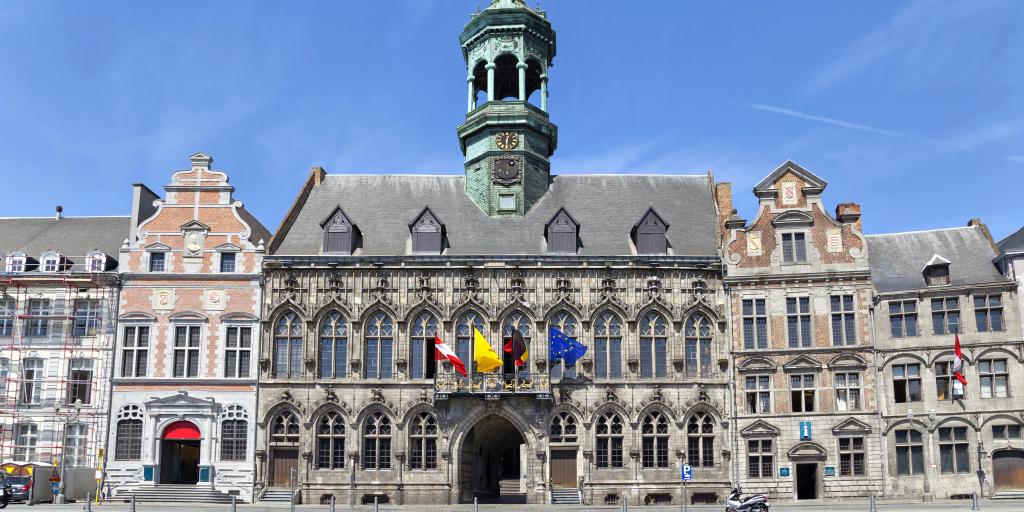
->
(458, 415, 527, 504)
(994, 450, 1024, 491)
(160, 420, 201, 484)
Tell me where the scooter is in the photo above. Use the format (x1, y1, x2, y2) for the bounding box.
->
(725, 487, 769, 512)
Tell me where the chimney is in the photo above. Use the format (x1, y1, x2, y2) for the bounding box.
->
(55, 205, 63, 220)
(968, 218, 998, 254)
(312, 166, 327, 186)
(715, 182, 734, 239)
(836, 202, 862, 233)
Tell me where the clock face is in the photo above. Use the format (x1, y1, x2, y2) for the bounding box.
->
(492, 156, 521, 185)
(495, 131, 519, 151)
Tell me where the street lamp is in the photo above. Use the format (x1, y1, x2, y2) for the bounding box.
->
(54, 399, 83, 504)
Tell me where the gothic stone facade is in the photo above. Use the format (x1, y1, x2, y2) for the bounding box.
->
(106, 154, 269, 501)
(719, 162, 884, 500)
(868, 225, 1024, 499)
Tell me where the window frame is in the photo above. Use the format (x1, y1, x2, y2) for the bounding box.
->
(684, 314, 713, 378)
(362, 412, 392, 470)
(224, 325, 253, 379)
(172, 324, 202, 378)
(73, 299, 101, 337)
(315, 411, 346, 469)
(219, 251, 238, 273)
(892, 363, 923, 403)
(19, 358, 44, 405)
(25, 299, 51, 337)
(0, 297, 15, 336)
(742, 298, 768, 350)
(938, 426, 970, 474)
(640, 412, 670, 469)
(789, 373, 816, 413)
(120, 324, 151, 378)
(974, 294, 1004, 332)
(894, 429, 924, 476)
(148, 251, 166, 272)
(979, 358, 1009, 399)
(67, 358, 94, 405)
(830, 294, 856, 346)
(639, 311, 668, 379)
(745, 374, 771, 414)
(273, 312, 304, 379)
(838, 436, 866, 476)
(115, 406, 144, 461)
(931, 297, 960, 335)
(408, 412, 438, 471)
(409, 312, 438, 380)
(888, 300, 918, 338)
(220, 405, 249, 462)
(593, 311, 623, 380)
(686, 412, 715, 468)
(5, 254, 26, 273)
(781, 232, 808, 263)
(747, 439, 774, 479)
(595, 412, 625, 469)
(318, 312, 349, 379)
(786, 296, 812, 348)
(364, 312, 395, 380)
(547, 310, 574, 380)
(13, 423, 39, 462)
(834, 371, 862, 412)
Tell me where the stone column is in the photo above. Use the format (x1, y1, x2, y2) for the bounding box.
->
(540, 74, 548, 111)
(517, 62, 528, 101)
(486, 63, 496, 102)
(467, 76, 475, 113)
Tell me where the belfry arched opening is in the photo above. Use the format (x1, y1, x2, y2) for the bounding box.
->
(459, 415, 527, 504)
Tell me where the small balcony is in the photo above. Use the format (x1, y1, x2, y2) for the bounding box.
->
(433, 372, 551, 401)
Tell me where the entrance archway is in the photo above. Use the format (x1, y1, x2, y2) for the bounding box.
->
(160, 420, 200, 484)
(994, 450, 1024, 491)
(458, 415, 527, 504)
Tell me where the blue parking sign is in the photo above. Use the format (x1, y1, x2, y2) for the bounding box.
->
(681, 464, 693, 481)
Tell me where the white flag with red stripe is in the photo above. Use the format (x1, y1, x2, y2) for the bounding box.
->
(952, 334, 967, 398)
(434, 335, 467, 377)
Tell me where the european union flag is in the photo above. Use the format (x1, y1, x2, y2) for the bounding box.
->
(549, 327, 587, 367)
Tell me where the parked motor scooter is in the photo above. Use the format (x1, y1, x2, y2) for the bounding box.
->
(725, 487, 769, 512)
(0, 477, 11, 509)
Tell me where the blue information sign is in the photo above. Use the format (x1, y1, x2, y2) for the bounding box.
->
(824, 466, 836, 477)
(681, 464, 693, 481)
(779, 467, 790, 477)
(51, 482, 60, 495)
(799, 421, 812, 440)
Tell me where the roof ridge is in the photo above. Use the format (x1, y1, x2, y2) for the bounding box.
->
(866, 226, 975, 238)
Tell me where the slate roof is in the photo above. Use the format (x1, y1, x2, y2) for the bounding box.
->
(272, 174, 719, 258)
(866, 226, 1005, 293)
(0, 216, 130, 270)
(997, 226, 1024, 256)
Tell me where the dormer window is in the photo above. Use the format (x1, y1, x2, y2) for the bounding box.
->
(41, 252, 60, 272)
(87, 252, 106, 272)
(410, 208, 444, 254)
(321, 207, 357, 255)
(220, 252, 236, 273)
(923, 255, 951, 286)
(149, 252, 166, 272)
(633, 208, 668, 255)
(5, 253, 25, 273)
(545, 208, 579, 254)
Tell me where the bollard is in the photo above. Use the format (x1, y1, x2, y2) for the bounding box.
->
(330, 495, 336, 512)
(474, 496, 478, 512)
(129, 493, 136, 512)
(971, 492, 980, 511)
(868, 491, 877, 512)
(231, 494, 237, 512)
(85, 493, 92, 512)
(375, 495, 380, 512)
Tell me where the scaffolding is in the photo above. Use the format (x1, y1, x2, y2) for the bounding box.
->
(0, 261, 118, 472)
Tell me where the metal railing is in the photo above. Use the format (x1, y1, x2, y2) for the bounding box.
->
(434, 372, 550, 395)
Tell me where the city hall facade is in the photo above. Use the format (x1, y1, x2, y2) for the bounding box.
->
(2, 0, 1023, 508)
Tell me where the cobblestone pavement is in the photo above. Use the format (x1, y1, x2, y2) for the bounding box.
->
(5, 498, 1023, 512)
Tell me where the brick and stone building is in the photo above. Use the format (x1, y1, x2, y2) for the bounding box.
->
(867, 223, 1024, 499)
(718, 162, 883, 501)
(995, 226, 1024, 338)
(105, 153, 270, 502)
(254, 0, 731, 506)
(0, 213, 127, 481)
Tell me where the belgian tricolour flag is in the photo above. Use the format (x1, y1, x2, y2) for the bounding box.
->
(503, 331, 528, 366)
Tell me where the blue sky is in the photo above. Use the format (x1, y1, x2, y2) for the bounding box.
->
(0, 0, 1021, 240)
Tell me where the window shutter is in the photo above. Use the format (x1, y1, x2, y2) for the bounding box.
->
(323, 210, 353, 254)
(635, 209, 668, 254)
(546, 209, 578, 254)
(412, 209, 444, 254)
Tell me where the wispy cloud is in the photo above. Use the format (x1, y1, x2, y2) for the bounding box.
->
(1006, 155, 1024, 164)
(745, 104, 905, 138)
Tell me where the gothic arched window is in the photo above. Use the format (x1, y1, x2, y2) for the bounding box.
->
(270, 410, 300, 446)
(363, 412, 392, 470)
(502, 310, 532, 376)
(220, 405, 249, 462)
(687, 412, 715, 468)
(549, 310, 577, 380)
(410, 312, 439, 379)
(641, 412, 669, 468)
(550, 412, 578, 443)
(409, 412, 438, 470)
(316, 411, 346, 469)
(364, 312, 394, 379)
(640, 311, 668, 378)
(319, 312, 348, 379)
(594, 311, 623, 379)
(274, 312, 303, 379)
(456, 312, 485, 375)
(596, 412, 624, 469)
(685, 314, 714, 378)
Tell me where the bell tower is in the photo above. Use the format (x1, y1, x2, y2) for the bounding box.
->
(457, 0, 557, 216)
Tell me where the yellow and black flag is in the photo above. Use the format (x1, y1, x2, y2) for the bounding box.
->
(503, 331, 528, 367)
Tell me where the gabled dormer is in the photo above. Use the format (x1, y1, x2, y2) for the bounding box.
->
(922, 254, 951, 286)
(754, 160, 827, 205)
(410, 207, 445, 255)
(545, 207, 579, 254)
(86, 250, 113, 272)
(321, 207, 358, 255)
(632, 207, 668, 255)
(40, 250, 69, 272)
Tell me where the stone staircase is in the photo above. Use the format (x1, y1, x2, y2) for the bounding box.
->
(261, 488, 296, 503)
(992, 491, 1024, 500)
(551, 486, 581, 505)
(120, 485, 237, 504)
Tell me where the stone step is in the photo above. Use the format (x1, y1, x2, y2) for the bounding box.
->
(551, 486, 580, 505)
(992, 491, 1024, 500)
(121, 486, 237, 504)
